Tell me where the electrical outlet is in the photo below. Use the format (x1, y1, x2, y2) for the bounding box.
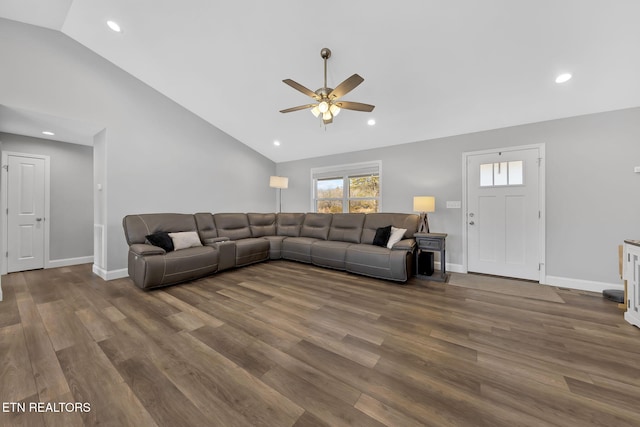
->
(446, 201, 461, 209)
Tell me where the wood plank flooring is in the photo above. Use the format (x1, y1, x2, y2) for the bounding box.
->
(1, 261, 639, 426)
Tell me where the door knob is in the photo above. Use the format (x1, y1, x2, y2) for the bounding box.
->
(36, 218, 42, 222)
(469, 221, 475, 225)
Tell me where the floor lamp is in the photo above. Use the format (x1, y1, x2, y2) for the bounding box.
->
(413, 196, 435, 233)
(270, 176, 289, 212)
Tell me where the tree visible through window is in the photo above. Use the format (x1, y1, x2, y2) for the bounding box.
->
(316, 174, 379, 213)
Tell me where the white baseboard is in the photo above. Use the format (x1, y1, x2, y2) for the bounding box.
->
(544, 275, 623, 293)
(47, 255, 94, 269)
(92, 264, 128, 281)
(440, 262, 464, 274)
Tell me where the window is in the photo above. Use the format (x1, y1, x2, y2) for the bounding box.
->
(312, 161, 381, 213)
(480, 160, 523, 187)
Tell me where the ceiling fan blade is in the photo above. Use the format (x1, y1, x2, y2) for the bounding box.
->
(279, 104, 317, 113)
(282, 79, 320, 100)
(328, 74, 364, 100)
(334, 101, 375, 112)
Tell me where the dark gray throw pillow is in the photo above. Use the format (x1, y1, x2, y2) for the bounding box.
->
(372, 225, 392, 247)
(146, 231, 174, 252)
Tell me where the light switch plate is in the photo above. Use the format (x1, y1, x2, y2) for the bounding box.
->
(634, 166, 640, 173)
(446, 201, 462, 209)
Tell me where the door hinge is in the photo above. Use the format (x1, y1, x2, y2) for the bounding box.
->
(537, 157, 543, 166)
(5, 251, 8, 258)
(538, 210, 541, 219)
(1, 165, 7, 171)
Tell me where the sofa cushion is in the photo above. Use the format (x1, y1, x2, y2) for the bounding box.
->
(328, 213, 365, 243)
(311, 240, 352, 270)
(282, 237, 318, 263)
(123, 213, 197, 245)
(248, 213, 276, 237)
(361, 213, 419, 245)
(194, 212, 218, 241)
(130, 246, 218, 289)
(214, 213, 252, 240)
(372, 226, 391, 247)
(386, 227, 407, 249)
(145, 231, 174, 252)
(263, 236, 286, 259)
(169, 231, 203, 250)
(300, 213, 332, 240)
(234, 238, 270, 266)
(276, 213, 305, 237)
(345, 244, 412, 282)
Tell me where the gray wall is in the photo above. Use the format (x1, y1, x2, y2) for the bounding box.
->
(277, 107, 640, 286)
(0, 132, 93, 261)
(0, 19, 276, 272)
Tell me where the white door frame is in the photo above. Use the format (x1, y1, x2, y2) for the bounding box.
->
(461, 143, 546, 283)
(1, 151, 51, 275)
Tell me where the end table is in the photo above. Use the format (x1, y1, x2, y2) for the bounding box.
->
(415, 232, 448, 282)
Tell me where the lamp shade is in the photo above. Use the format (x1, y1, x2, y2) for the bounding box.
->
(269, 176, 289, 189)
(413, 196, 435, 212)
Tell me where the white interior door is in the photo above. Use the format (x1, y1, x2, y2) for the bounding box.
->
(7, 154, 46, 272)
(466, 147, 541, 280)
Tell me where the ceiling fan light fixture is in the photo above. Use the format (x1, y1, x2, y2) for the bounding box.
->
(280, 47, 375, 125)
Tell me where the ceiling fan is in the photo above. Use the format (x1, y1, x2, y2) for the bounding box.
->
(280, 48, 375, 125)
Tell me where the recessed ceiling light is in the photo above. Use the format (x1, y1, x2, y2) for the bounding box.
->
(273, 140, 281, 146)
(555, 73, 572, 84)
(42, 131, 55, 136)
(367, 119, 376, 126)
(107, 20, 121, 32)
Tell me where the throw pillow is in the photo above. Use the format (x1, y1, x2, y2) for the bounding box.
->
(387, 226, 407, 249)
(372, 225, 392, 247)
(145, 231, 174, 252)
(169, 231, 203, 251)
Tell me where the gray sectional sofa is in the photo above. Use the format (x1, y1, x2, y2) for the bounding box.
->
(122, 212, 419, 290)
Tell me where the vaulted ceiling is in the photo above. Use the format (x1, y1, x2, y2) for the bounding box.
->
(2, 0, 639, 162)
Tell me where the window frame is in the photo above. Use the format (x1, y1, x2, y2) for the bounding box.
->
(311, 161, 382, 213)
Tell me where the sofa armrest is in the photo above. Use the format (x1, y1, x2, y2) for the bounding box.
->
(203, 237, 231, 246)
(129, 243, 166, 256)
(391, 239, 416, 251)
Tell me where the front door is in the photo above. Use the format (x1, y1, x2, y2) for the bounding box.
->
(466, 146, 542, 281)
(7, 154, 46, 272)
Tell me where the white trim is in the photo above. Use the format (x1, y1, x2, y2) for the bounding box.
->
(92, 264, 128, 281)
(310, 160, 383, 212)
(544, 275, 622, 293)
(435, 261, 465, 274)
(47, 255, 94, 269)
(461, 143, 546, 282)
(1, 151, 51, 275)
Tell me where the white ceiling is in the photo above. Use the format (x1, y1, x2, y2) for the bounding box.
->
(1, 0, 639, 162)
(0, 105, 103, 146)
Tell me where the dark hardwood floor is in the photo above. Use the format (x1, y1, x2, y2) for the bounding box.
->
(1, 261, 639, 426)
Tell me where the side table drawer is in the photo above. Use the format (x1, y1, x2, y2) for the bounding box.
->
(417, 238, 443, 251)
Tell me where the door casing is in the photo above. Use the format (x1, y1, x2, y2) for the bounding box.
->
(461, 143, 546, 283)
(1, 151, 51, 275)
